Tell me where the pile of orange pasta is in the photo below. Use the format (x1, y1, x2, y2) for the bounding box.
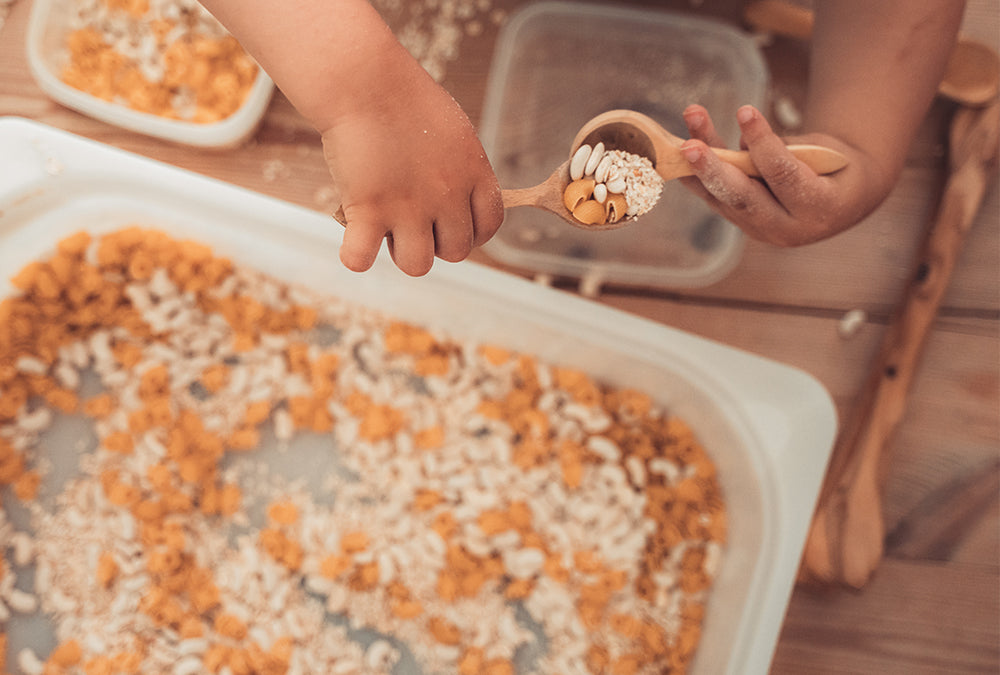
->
(61, 0, 258, 122)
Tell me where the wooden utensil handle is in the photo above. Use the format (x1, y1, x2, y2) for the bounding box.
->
(713, 144, 849, 177)
(501, 187, 541, 209)
(799, 101, 1000, 589)
(744, 0, 815, 39)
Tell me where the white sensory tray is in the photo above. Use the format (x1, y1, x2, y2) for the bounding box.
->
(0, 118, 836, 675)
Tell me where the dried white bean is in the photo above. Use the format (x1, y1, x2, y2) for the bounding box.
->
(504, 547, 545, 579)
(838, 308, 867, 339)
(54, 361, 80, 389)
(606, 176, 627, 194)
(584, 142, 605, 176)
(15, 356, 47, 375)
(173, 655, 204, 675)
(9, 531, 35, 566)
(569, 144, 592, 181)
(273, 408, 295, 441)
(774, 95, 803, 129)
(7, 588, 38, 613)
(594, 153, 614, 183)
(17, 648, 44, 675)
(18, 408, 52, 433)
(305, 574, 334, 596)
(178, 638, 209, 656)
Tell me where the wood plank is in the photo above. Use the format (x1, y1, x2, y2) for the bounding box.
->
(884, 457, 999, 562)
(774, 559, 999, 674)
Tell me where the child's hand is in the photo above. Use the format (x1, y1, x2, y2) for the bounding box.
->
(320, 50, 503, 277)
(678, 104, 891, 246)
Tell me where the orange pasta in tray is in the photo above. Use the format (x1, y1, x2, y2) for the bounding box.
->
(0, 227, 726, 674)
(59, 0, 258, 123)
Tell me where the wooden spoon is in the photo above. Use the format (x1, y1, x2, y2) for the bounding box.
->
(744, 0, 1000, 106)
(502, 109, 849, 230)
(798, 99, 1000, 590)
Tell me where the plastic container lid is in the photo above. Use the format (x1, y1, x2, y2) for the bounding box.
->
(26, 0, 274, 147)
(479, 1, 768, 288)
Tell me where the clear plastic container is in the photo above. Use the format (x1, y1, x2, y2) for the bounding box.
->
(26, 0, 274, 147)
(480, 1, 768, 288)
(0, 118, 836, 675)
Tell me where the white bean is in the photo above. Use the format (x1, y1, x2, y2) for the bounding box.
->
(173, 655, 204, 675)
(606, 176, 627, 194)
(17, 648, 44, 675)
(838, 308, 867, 339)
(7, 588, 38, 614)
(15, 356, 47, 375)
(594, 153, 614, 183)
(569, 144, 592, 181)
(584, 142, 605, 176)
(18, 408, 52, 433)
(504, 547, 545, 579)
(178, 637, 210, 656)
(9, 531, 35, 566)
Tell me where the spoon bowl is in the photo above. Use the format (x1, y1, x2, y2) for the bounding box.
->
(502, 109, 850, 230)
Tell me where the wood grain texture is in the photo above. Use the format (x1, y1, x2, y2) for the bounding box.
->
(800, 102, 1000, 589)
(0, 0, 997, 672)
(773, 559, 999, 674)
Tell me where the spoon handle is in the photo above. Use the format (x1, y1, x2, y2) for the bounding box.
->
(675, 143, 849, 179)
(501, 187, 543, 208)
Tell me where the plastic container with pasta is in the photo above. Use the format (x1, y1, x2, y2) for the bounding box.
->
(26, 0, 273, 147)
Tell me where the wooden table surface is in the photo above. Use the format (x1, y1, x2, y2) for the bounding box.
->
(1, 0, 997, 672)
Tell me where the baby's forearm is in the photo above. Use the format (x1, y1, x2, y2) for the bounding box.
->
(198, 0, 412, 132)
(807, 0, 965, 187)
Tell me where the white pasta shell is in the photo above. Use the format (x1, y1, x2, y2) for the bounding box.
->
(569, 144, 592, 180)
(584, 142, 605, 176)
